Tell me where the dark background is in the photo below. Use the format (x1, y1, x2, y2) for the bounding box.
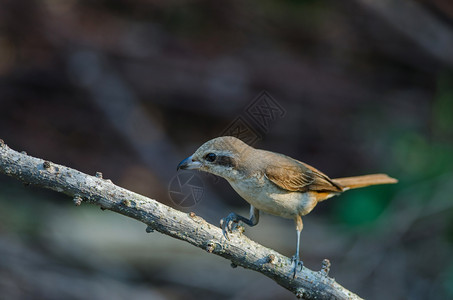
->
(1, 0, 453, 299)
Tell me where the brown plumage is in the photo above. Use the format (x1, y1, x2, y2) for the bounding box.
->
(332, 173, 398, 190)
(264, 156, 343, 194)
(262, 152, 397, 202)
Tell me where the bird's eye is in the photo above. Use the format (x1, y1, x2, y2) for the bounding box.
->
(205, 153, 216, 162)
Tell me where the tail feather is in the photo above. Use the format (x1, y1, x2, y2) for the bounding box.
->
(333, 174, 398, 191)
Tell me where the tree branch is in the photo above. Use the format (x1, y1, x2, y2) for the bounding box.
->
(0, 140, 362, 300)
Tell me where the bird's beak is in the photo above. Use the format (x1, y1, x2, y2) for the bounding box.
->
(177, 155, 202, 171)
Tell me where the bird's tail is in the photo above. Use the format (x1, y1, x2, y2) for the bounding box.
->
(333, 174, 398, 191)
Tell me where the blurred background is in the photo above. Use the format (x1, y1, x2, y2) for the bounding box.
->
(0, 0, 453, 299)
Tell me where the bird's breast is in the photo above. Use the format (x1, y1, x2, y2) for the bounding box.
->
(227, 174, 318, 219)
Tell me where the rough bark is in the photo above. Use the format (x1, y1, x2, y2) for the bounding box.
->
(0, 140, 362, 300)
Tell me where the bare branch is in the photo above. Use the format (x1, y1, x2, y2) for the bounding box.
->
(0, 140, 362, 300)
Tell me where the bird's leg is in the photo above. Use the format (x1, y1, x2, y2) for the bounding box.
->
(291, 215, 304, 278)
(221, 205, 259, 240)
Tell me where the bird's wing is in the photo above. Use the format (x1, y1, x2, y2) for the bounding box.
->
(264, 154, 343, 193)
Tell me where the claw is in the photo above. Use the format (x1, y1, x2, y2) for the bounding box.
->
(291, 255, 303, 278)
(220, 217, 230, 240)
(220, 213, 240, 240)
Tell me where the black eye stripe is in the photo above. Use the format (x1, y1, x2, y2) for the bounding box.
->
(215, 155, 237, 168)
(204, 153, 237, 168)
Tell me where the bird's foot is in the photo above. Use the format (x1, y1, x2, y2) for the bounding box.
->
(291, 255, 304, 278)
(220, 213, 244, 240)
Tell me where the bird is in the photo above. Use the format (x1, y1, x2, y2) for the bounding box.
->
(176, 136, 397, 277)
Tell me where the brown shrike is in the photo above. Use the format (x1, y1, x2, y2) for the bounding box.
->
(177, 136, 397, 277)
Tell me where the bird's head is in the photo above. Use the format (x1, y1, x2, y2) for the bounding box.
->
(177, 136, 252, 179)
